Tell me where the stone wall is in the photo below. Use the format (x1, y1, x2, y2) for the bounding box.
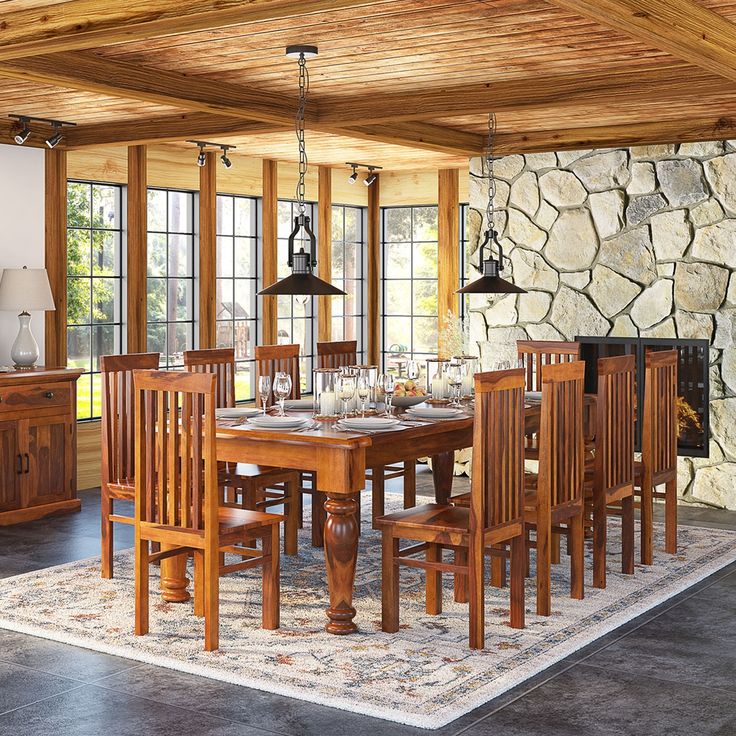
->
(466, 141, 736, 510)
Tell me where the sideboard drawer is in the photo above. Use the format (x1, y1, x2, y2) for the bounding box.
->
(0, 382, 72, 414)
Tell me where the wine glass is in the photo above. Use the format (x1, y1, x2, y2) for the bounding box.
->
(380, 373, 396, 416)
(273, 371, 292, 417)
(406, 359, 420, 382)
(337, 374, 356, 419)
(447, 362, 463, 407)
(258, 375, 272, 415)
(357, 375, 370, 417)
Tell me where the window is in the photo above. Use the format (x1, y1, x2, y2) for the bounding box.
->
(277, 200, 317, 391)
(66, 181, 124, 421)
(381, 206, 438, 371)
(331, 204, 365, 361)
(146, 188, 195, 368)
(216, 194, 259, 402)
(459, 202, 472, 320)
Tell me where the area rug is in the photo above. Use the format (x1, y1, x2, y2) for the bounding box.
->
(0, 501, 735, 730)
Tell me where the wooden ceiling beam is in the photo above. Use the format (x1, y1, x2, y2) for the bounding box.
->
(0, 0, 392, 61)
(546, 0, 736, 84)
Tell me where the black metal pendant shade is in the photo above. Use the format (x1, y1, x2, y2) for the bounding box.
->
(457, 228, 526, 295)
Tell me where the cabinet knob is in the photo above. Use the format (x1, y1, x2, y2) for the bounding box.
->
(44, 391, 54, 399)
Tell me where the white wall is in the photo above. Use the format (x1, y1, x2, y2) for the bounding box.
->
(0, 144, 45, 367)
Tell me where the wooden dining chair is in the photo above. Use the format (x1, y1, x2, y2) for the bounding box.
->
(317, 339, 357, 369)
(524, 360, 586, 616)
(133, 369, 282, 651)
(589, 354, 636, 589)
(517, 340, 581, 392)
(636, 349, 678, 565)
(100, 352, 160, 579)
(377, 369, 526, 650)
(184, 348, 299, 556)
(255, 343, 301, 407)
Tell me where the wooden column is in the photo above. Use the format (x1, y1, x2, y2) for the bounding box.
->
(44, 148, 67, 367)
(261, 159, 278, 346)
(318, 166, 332, 343)
(438, 168, 459, 356)
(199, 150, 217, 348)
(127, 145, 147, 353)
(367, 173, 380, 366)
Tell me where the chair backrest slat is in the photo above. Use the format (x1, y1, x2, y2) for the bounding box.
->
(471, 369, 526, 530)
(539, 361, 585, 508)
(643, 349, 678, 478)
(255, 344, 301, 406)
(184, 347, 236, 409)
(517, 340, 580, 392)
(134, 369, 217, 534)
(317, 340, 358, 369)
(100, 352, 160, 487)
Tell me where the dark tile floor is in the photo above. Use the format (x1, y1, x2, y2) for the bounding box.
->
(1, 470, 735, 736)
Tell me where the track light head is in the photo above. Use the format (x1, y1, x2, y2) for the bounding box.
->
(363, 172, 377, 186)
(45, 124, 63, 149)
(13, 118, 30, 145)
(348, 165, 358, 183)
(196, 148, 207, 167)
(220, 152, 232, 169)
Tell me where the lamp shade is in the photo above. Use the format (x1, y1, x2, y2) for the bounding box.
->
(0, 267, 56, 311)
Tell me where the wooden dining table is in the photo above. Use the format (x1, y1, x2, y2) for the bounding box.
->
(158, 396, 590, 635)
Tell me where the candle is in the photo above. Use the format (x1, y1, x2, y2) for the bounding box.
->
(320, 391, 336, 416)
(461, 372, 473, 397)
(431, 376, 444, 399)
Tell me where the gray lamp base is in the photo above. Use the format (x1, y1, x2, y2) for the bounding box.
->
(11, 311, 40, 369)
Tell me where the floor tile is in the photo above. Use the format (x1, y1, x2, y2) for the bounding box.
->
(0, 660, 80, 714)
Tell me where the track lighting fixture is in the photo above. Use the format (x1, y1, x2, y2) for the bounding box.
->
(345, 162, 382, 186)
(187, 140, 236, 169)
(8, 115, 75, 147)
(220, 145, 234, 169)
(196, 144, 207, 167)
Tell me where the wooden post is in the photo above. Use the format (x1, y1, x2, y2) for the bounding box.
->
(127, 145, 147, 353)
(438, 168, 459, 356)
(261, 159, 278, 346)
(318, 166, 332, 342)
(367, 173, 380, 366)
(199, 150, 217, 348)
(44, 148, 67, 367)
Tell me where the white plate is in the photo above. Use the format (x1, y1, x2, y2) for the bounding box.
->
(283, 399, 313, 410)
(525, 391, 542, 401)
(407, 406, 464, 419)
(340, 417, 400, 429)
(247, 415, 309, 428)
(216, 407, 261, 419)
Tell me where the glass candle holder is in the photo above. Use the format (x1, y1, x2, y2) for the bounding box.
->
(339, 366, 360, 414)
(454, 355, 479, 399)
(351, 364, 379, 412)
(313, 368, 341, 420)
(426, 358, 451, 402)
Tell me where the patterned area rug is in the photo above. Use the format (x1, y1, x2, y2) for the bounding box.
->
(0, 500, 735, 730)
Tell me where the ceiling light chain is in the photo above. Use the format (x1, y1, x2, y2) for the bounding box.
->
(295, 50, 309, 214)
(484, 113, 497, 239)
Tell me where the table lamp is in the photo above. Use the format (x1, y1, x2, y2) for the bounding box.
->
(0, 267, 56, 368)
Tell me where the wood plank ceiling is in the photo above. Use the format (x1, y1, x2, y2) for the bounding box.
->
(0, 0, 735, 169)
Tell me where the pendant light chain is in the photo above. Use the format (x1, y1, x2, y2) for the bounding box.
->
(484, 112, 497, 237)
(295, 52, 309, 215)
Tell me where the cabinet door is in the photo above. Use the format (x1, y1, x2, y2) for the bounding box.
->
(21, 417, 72, 507)
(0, 421, 21, 511)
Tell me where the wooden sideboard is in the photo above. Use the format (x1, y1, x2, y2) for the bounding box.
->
(0, 367, 82, 525)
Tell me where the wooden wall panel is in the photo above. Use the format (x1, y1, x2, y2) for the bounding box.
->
(438, 168, 459, 355)
(261, 159, 278, 346)
(44, 148, 67, 367)
(127, 145, 147, 353)
(317, 166, 332, 342)
(199, 150, 217, 348)
(77, 420, 101, 490)
(367, 173, 380, 366)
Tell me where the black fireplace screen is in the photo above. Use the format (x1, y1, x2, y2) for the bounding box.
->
(575, 336, 710, 458)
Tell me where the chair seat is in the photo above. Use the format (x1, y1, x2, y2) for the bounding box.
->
(107, 480, 135, 499)
(376, 503, 469, 533)
(218, 506, 283, 534)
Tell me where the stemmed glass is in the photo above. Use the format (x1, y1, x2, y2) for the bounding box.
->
(273, 371, 292, 417)
(447, 362, 463, 407)
(337, 374, 356, 419)
(406, 360, 420, 382)
(357, 375, 370, 418)
(380, 373, 396, 416)
(258, 375, 272, 415)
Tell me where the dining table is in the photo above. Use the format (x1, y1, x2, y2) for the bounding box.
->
(158, 395, 591, 635)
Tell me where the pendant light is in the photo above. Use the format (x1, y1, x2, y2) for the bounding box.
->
(259, 45, 345, 297)
(457, 113, 525, 295)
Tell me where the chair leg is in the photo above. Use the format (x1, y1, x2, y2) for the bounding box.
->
(193, 550, 204, 617)
(403, 460, 416, 509)
(510, 534, 525, 629)
(593, 491, 607, 590)
(454, 547, 468, 603)
(284, 479, 298, 557)
(525, 527, 532, 578)
(426, 543, 442, 615)
(536, 519, 552, 617)
(101, 490, 114, 579)
(311, 491, 326, 548)
(490, 546, 506, 588)
(665, 478, 678, 554)
(262, 525, 280, 630)
(381, 530, 399, 633)
(203, 546, 219, 651)
(134, 536, 149, 636)
(372, 467, 385, 529)
(551, 532, 561, 564)
(621, 495, 635, 575)
(640, 471, 654, 565)
(468, 538, 485, 650)
(570, 510, 585, 601)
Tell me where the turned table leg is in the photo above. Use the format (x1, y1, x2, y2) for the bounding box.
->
(323, 492, 359, 634)
(432, 451, 455, 504)
(160, 546, 190, 603)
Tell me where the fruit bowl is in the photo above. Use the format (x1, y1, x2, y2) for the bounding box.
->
(391, 394, 428, 408)
(387, 379, 428, 408)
